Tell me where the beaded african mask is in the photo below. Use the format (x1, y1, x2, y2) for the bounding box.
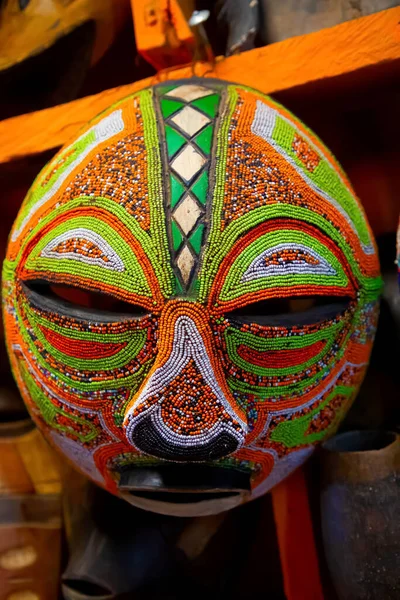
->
(3, 80, 381, 516)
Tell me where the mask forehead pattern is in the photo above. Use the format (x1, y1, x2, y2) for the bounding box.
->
(153, 81, 223, 294)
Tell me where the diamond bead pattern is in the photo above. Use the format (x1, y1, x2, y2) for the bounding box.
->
(171, 106, 210, 137)
(157, 83, 221, 290)
(171, 145, 206, 184)
(176, 244, 195, 285)
(165, 84, 213, 102)
(173, 194, 202, 236)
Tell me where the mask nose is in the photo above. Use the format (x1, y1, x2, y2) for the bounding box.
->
(123, 302, 247, 462)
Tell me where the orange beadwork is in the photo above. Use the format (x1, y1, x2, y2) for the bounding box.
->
(292, 134, 321, 172)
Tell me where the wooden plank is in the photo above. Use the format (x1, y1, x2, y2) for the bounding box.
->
(16, 429, 62, 495)
(0, 444, 35, 495)
(258, 0, 398, 43)
(0, 428, 62, 495)
(0, 7, 398, 164)
(271, 467, 324, 600)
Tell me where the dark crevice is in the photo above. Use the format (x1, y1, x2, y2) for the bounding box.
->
(21, 281, 150, 322)
(227, 296, 353, 327)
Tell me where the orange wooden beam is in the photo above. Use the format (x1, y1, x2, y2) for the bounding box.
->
(0, 7, 399, 164)
(271, 467, 324, 600)
(131, 0, 195, 70)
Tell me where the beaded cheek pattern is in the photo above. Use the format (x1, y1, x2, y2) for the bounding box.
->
(2, 80, 381, 515)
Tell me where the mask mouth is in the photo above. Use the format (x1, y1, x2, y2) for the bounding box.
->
(117, 464, 251, 504)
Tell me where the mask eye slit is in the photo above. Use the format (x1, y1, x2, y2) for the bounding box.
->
(20, 281, 150, 321)
(225, 295, 353, 327)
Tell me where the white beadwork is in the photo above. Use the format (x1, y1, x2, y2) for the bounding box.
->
(241, 243, 336, 282)
(40, 227, 125, 271)
(50, 431, 105, 484)
(12, 110, 124, 242)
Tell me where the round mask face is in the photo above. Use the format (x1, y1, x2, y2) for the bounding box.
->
(3, 80, 381, 516)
